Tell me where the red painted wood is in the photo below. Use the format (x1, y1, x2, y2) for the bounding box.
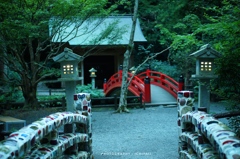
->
(144, 76, 151, 103)
(104, 70, 180, 102)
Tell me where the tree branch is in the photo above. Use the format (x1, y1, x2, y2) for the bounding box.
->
(127, 46, 171, 87)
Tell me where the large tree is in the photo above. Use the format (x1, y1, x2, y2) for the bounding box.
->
(117, 0, 138, 113)
(0, 0, 118, 108)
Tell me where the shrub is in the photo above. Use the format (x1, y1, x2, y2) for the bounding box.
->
(0, 90, 24, 103)
(137, 60, 181, 81)
(229, 116, 240, 137)
(76, 84, 105, 98)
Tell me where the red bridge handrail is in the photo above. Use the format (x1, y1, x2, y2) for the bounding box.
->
(104, 69, 180, 100)
(104, 72, 145, 101)
(136, 70, 179, 98)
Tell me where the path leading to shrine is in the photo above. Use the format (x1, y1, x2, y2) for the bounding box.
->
(92, 107, 178, 159)
(92, 102, 228, 159)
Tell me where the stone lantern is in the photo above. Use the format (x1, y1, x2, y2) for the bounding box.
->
(190, 44, 221, 112)
(89, 67, 97, 89)
(53, 47, 83, 112)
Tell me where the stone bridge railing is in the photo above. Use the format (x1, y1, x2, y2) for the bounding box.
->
(177, 91, 240, 159)
(0, 93, 93, 159)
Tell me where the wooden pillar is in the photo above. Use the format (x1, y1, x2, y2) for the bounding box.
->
(144, 76, 151, 103)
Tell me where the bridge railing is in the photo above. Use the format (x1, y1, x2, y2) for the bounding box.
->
(103, 71, 145, 101)
(103, 71, 122, 93)
(137, 70, 179, 98)
(103, 68, 182, 102)
(177, 91, 240, 159)
(127, 72, 145, 98)
(0, 93, 93, 159)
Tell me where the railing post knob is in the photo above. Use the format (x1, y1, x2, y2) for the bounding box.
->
(178, 75, 184, 91)
(118, 65, 123, 77)
(103, 78, 107, 93)
(146, 64, 150, 77)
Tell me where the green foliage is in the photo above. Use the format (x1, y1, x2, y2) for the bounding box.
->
(0, 83, 105, 107)
(197, 0, 240, 135)
(154, 60, 180, 80)
(0, 69, 24, 103)
(39, 67, 61, 78)
(170, 34, 201, 77)
(37, 95, 64, 101)
(136, 60, 180, 81)
(0, 69, 21, 87)
(173, 23, 187, 33)
(168, 13, 202, 77)
(0, 0, 115, 47)
(213, 51, 240, 106)
(0, 0, 118, 107)
(229, 116, 240, 137)
(138, 0, 199, 43)
(76, 84, 105, 98)
(156, 24, 174, 46)
(171, 34, 199, 51)
(0, 90, 24, 103)
(136, 44, 179, 79)
(0, 90, 64, 105)
(182, 14, 201, 32)
(37, 95, 64, 107)
(139, 0, 239, 100)
(138, 2, 204, 78)
(197, 0, 240, 107)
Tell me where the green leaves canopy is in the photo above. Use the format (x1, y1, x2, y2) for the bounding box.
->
(0, 0, 112, 42)
(0, 0, 115, 107)
(137, 0, 240, 107)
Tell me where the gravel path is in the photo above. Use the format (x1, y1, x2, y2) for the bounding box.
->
(92, 106, 179, 159)
(91, 102, 228, 159)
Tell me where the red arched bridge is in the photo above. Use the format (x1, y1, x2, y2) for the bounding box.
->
(103, 68, 184, 103)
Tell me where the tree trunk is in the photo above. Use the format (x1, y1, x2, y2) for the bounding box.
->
(116, 0, 138, 113)
(117, 50, 131, 113)
(20, 39, 40, 109)
(21, 74, 39, 109)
